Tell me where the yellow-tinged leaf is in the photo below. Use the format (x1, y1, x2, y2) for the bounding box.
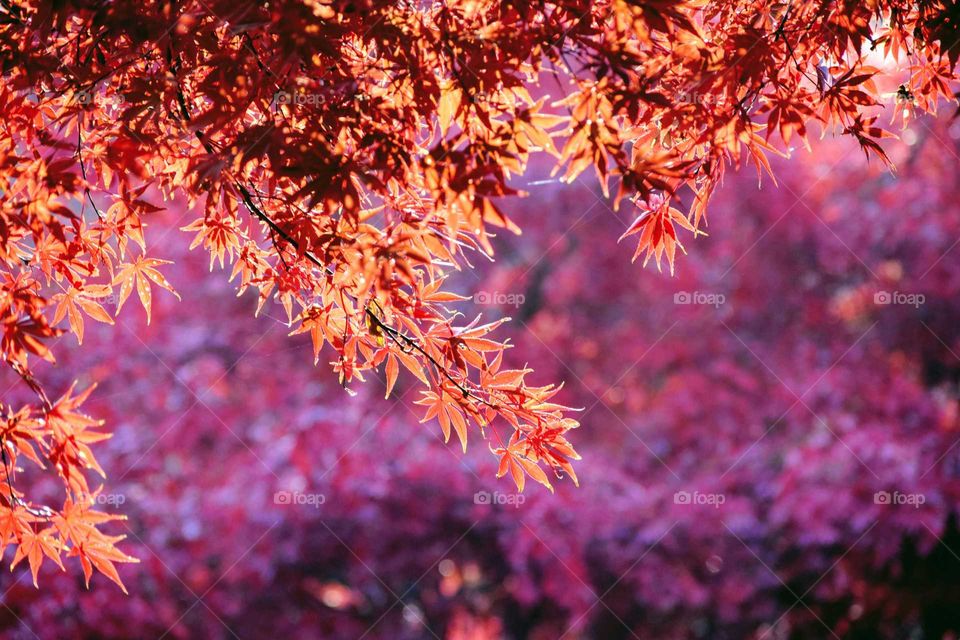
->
(518, 457, 553, 492)
(449, 407, 468, 453)
(112, 257, 180, 324)
(509, 458, 525, 493)
(385, 354, 399, 399)
(438, 81, 462, 135)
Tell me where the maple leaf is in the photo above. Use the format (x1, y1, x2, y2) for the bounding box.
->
(0, 507, 24, 557)
(384, 353, 399, 399)
(112, 257, 181, 324)
(0, 405, 46, 468)
(11, 527, 64, 587)
(51, 285, 115, 345)
(72, 532, 138, 594)
(47, 383, 110, 495)
(844, 115, 896, 169)
(58, 497, 137, 594)
(181, 214, 242, 270)
(415, 390, 470, 452)
(926, 0, 960, 69)
(618, 196, 698, 274)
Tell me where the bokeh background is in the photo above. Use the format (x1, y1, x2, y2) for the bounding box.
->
(3, 113, 960, 639)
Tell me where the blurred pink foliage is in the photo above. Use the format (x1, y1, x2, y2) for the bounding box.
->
(4, 116, 960, 639)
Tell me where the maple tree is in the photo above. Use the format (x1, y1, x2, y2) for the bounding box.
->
(0, 0, 959, 593)
(1, 112, 958, 638)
